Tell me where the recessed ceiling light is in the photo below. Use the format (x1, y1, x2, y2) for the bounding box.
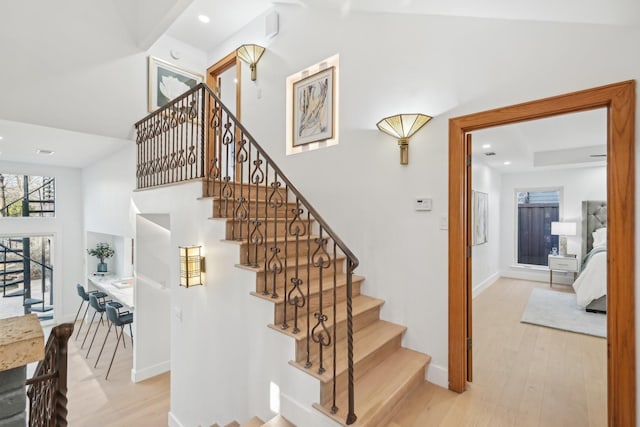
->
(198, 15, 210, 23)
(503, 161, 511, 165)
(0, 136, 4, 140)
(482, 144, 491, 149)
(36, 149, 55, 156)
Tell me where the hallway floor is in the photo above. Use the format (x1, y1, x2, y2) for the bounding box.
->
(386, 278, 606, 427)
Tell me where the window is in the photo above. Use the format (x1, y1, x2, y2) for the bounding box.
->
(516, 190, 560, 266)
(0, 174, 55, 218)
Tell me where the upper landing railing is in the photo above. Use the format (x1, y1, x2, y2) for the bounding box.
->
(134, 83, 359, 424)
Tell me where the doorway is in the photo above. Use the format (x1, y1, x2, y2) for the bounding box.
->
(206, 51, 243, 181)
(448, 81, 635, 426)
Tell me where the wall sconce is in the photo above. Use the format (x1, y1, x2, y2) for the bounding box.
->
(179, 246, 205, 288)
(376, 113, 432, 165)
(236, 44, 265, 81)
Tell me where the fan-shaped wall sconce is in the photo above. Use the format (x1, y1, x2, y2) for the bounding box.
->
(236, 44, 265, 81)
(376, 113, 432, 164)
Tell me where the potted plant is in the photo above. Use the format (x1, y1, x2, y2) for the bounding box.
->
(88, 242, 115, 273)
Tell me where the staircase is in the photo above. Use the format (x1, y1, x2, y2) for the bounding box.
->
(135, 83, 431, 426)
(206, 179, 430, 426)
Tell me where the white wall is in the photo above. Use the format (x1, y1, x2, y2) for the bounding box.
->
(207, 5, 640, 395)
(133, 214, 171, 382)
(499, 166, 606, 283)
(471, 162, 501, 297)
(0, 161, 84, 324)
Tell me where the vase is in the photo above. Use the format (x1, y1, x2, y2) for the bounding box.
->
(97, 262, 108, 273)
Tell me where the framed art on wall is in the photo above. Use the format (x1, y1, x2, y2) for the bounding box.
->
(472, 190, 488, 245)
(148, 56, 204, 112)
(292, 67, 335, 146)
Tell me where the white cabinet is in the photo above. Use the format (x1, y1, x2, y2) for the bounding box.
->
(548, 255, 578, 287)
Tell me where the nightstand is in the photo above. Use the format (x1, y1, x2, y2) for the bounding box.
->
(548, 254, 579, 287)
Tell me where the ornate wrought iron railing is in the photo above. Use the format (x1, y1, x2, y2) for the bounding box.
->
(135, 83, 359, 424)
(26, 323, 73, 427)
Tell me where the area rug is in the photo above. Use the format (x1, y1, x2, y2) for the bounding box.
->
(520, 288, 606, 338)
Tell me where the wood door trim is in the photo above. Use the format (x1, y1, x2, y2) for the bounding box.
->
(448, 81, 636, 427)
(206, 51, 242, 120)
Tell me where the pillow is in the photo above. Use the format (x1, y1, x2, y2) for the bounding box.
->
(592, 227, 607, 248)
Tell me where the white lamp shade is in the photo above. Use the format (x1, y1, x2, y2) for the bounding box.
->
(551, 221, 576, 236)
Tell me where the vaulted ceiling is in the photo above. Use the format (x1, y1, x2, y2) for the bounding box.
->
(0, 0, 636, 167)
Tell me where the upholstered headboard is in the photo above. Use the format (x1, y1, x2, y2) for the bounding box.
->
(581, 200, 607, 256)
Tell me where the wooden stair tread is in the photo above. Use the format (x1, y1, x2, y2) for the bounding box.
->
(290, 320, 406, 383)
(239, 416, 264, 427)
(314, 347, 431, 426)
(236, 254, 346, 273)
(224, 422, 240, 427)
(221, 234, 321, 246)
(262, 415, 296, 427)
(268, 295, 384, 341)
(250, 274, 365, 305)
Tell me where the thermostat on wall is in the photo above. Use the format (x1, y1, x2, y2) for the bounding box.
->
(415, 198, 432, 211)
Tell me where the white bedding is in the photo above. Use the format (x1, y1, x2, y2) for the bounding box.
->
(572, 250, 607, 307)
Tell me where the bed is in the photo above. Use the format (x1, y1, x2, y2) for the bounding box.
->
(572, 200, 607, 310)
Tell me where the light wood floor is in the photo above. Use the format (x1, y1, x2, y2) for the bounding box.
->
(386, 278, 606, 427)
(64, 319, 170, 426)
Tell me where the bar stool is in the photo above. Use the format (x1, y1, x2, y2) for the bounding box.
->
(100, 302, 134, 380)
(83, 293, 122, 357)
(73, 284, 107, 340)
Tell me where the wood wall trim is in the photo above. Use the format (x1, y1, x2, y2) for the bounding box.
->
(448, 81, 636, 427)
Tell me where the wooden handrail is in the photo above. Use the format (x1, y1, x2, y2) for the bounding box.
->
(26, 323, 73, 427)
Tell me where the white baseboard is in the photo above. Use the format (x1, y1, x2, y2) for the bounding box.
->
(472, 272, 499, 299)
(131, 360, 170, 383)
(168, 412, 184, 427)
(426, 363, 448, 389)
(501, 268, 574, 285)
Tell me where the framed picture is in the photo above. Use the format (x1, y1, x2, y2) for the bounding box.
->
(472, 190, 488, 245)
(148, 56, 204, 112)
(292, 67, 335, 146)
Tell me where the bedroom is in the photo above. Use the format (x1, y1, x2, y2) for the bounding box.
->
(469, 107, 607, 424)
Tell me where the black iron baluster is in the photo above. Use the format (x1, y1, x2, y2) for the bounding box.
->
(282, 187, 289, 330)
(236, 134, 248, 242)
(250, 155, 264, 268)
(332, 240, 338, 414)
(268, 177, 283, 299)
(287, 200, 306, 334)
(200, 88, 205, 179)
(246, 143, 252, 265)
(311, 232, 331, 375)
(346, 258, 357, 425)
(305, 209, 312, 369)
(262, 164, 269, 295)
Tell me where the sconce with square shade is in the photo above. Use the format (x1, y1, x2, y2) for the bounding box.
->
(376, 113, 432, 164)
(551, 221, 576, 256)
(236, 44, 265, 81)
(179, 246, 205, 288)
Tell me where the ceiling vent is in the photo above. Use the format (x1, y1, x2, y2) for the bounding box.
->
(36, 149, 55, 155)
(484, 152, 496, 156)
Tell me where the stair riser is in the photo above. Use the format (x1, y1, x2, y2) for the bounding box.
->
(255, 259, 346, 291)
(320, 335, 403, 407)
(226, 220, 313, 240)
(295, 305, 381, 364)
(273, 281, 363, 325)
(236, 238, 319, 265)
(367, 366, 426, 427)
(213, 200, 300, 219)
(204, 180, 288, 200)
